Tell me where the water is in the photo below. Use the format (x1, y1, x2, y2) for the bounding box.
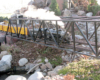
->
(0, 71, 31, 80)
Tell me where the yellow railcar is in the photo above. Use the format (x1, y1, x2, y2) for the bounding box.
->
(0, 24, 28, 35)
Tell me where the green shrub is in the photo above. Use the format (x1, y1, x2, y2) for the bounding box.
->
(0, 16, 8, 22)
(63, 0, 68, 9)
(87, 5, 100, 16)
(58, 59, 100, 80)
(50, 0, 61, 16)
(49, 56, 62, 67)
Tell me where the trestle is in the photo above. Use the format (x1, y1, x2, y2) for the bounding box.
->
(4, 17, 100, 57)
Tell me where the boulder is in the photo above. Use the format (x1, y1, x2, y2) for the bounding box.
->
(75, 35, 83, 40)
(28, 72, 44, 80)
(25, 63, 35, 71)
(34, 0, 44, 8)
(0, 51, 8, 58)
(45, 62, 53, 70)
(47, 71, 57, 76)
(77, 10, 86, 16)
(5, 75, 27, 80)
(86, 12, 93, 17)
(0, 34, 5, 43)
(53, 65, 63, 73)
(18, 58, 28, 66)
(63, 9, 71, 17)
(0, 61, 10, 71)
(40, 64, 47, 70)
(44, 7, 50, 11)
(45, 58, 48, 63)
(1, 55, 12, 67)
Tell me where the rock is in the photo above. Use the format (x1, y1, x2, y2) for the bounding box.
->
(1, 55, 12, 67)
(61, 52, 65, 56)
(40, 64, 47, 70)
(44, 7, 50, 11)
(18, 58, 28, 66)
(77, 10, 86, 16)
(53, 66, 63, 73)
(44, 76, 51, 79)
(35, 68, 41, 72)
(62, 55, 71, 62)
(43, 69, 47, 73)
(25, 63, 34, 71)
(0, 51, 8, 58)
(66, 49, 73, 54)
(86, 12, 93, 17)
(27, 63, 42, 74)
(28, 72, 44, 80)
(5, 75, 27, 80)
(63, 9, 71, 17)
(34, 0, 44, 8)
(75, 35, 83, 40)
(47, 71, 57, 76)
(0, 34, 5, 43)
(42, 72, 47, 76)
(0, 61, 10, 71)
(45, 58, 48, 63)
(37, 59, 42, 63)
(6, 35, 19, 44)
(45, 62, 53, 70)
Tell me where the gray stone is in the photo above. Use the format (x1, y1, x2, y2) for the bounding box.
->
(1, 55, 12, 67)
(0, 34, 5, 43)
(28, 72, 44, 80)
(77, 10, 86, 16)
(37, 59, 42, 63)
(25, 63, 35, 71)
(5, 75, 27, 80)
(75, 35, 83, 40)
(53, 66, 63, 73)
(0, 61, 10, 71)
(27, 63, 42, 74)
(45, 58, 48, 63)
(63, 9, 71, 17)
(18, 58, 28, 66)
(62, 55, 71, 62)
(35, 68, 41, 72)
(47, 71, 57, 76)
(40, 64, 47, 70)
(42, 72, 47, 76)
(0, 51, 8, 58)
(43, 69, 47, 73)
(86, 12, 93, 17)
(45, 62, 53, 70)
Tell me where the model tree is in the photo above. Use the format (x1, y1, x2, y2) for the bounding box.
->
(50, 0, 61, 16)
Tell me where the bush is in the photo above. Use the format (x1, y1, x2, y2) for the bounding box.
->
(50, 0, 61, 16)
(87, 5, 100, 15)
(63, 0, 68, 9)
(0, 17, 8, 22)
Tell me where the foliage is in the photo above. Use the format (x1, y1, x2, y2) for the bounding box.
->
(50, 0, 61, 16)
(49, 56, 62, 67)
(63, 0, 68, 9)
(0, 16, 8, 22)
(58, 59, 100, 80)
(87, 5, 100, 15)
(88, 0, 98, 5)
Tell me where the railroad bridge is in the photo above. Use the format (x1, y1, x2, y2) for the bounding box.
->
(0, 16, 100, 58)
